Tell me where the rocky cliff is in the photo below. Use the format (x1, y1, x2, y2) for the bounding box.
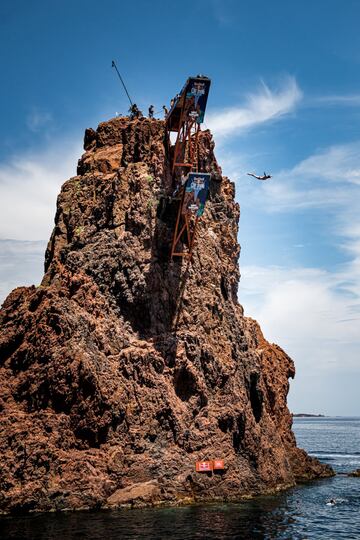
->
(0, 117, 332, 513)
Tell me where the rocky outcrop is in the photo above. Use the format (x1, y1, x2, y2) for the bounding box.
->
(0, 117, 333, 513)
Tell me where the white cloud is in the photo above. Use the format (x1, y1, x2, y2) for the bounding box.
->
(240, 262, 360, 414)
(0, 138, 81, 301)
(0, 239, 46, 304)
(242, 264, 360, 354)
(206, 76, 302, 139)
(0, 138, 81, 240)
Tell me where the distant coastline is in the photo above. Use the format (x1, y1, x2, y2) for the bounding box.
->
(292, 413, 325, 417)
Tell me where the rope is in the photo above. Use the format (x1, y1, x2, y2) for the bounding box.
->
(111, 60, 133, 107)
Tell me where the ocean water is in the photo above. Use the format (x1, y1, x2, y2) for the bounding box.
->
(1, 417, 359, 539)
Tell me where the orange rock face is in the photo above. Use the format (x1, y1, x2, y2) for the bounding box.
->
(0, 117, 333, 513)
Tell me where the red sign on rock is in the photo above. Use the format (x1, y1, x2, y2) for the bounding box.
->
(196, 461, 213, 472)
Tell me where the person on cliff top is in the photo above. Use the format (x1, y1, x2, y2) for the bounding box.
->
(129, 104, 142, 119)
(162, 105, 168, 117)
(148, 105, 154, 119)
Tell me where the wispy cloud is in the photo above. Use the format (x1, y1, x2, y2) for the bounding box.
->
(222, 140, 360, 214)
(291, 142, 360, 185)
(209, 0, 235, 27)
(261, 143, 360, 215)
(315, 94, 360, 106)
(0, 138, 81, 240)
(26, 108, 53, 133)
(207, 76, 302, 139)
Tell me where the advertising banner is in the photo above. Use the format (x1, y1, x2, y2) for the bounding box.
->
(184, 77, 211, 124)
(181, 172, 211, 218)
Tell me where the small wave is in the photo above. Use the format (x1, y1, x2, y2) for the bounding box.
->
(310, 450, 360, 455)
(310, 452, 360, 459)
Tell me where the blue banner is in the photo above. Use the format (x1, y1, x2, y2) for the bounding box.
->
(182, 172, 211, 217)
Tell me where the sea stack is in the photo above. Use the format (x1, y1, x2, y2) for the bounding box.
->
(0, 117, 333, 513)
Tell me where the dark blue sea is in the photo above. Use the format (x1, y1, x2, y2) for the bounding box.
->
(1, 417, 359, 539)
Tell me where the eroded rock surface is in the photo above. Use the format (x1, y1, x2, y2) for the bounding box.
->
(0, 117, 333, 513)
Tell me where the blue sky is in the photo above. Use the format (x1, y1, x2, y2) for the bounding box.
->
(0, 0, 359, 415)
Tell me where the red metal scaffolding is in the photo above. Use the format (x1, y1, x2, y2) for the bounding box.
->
(165, 76, 211, 260)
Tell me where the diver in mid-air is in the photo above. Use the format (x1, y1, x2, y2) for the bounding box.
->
(247, 172, 272, 181)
